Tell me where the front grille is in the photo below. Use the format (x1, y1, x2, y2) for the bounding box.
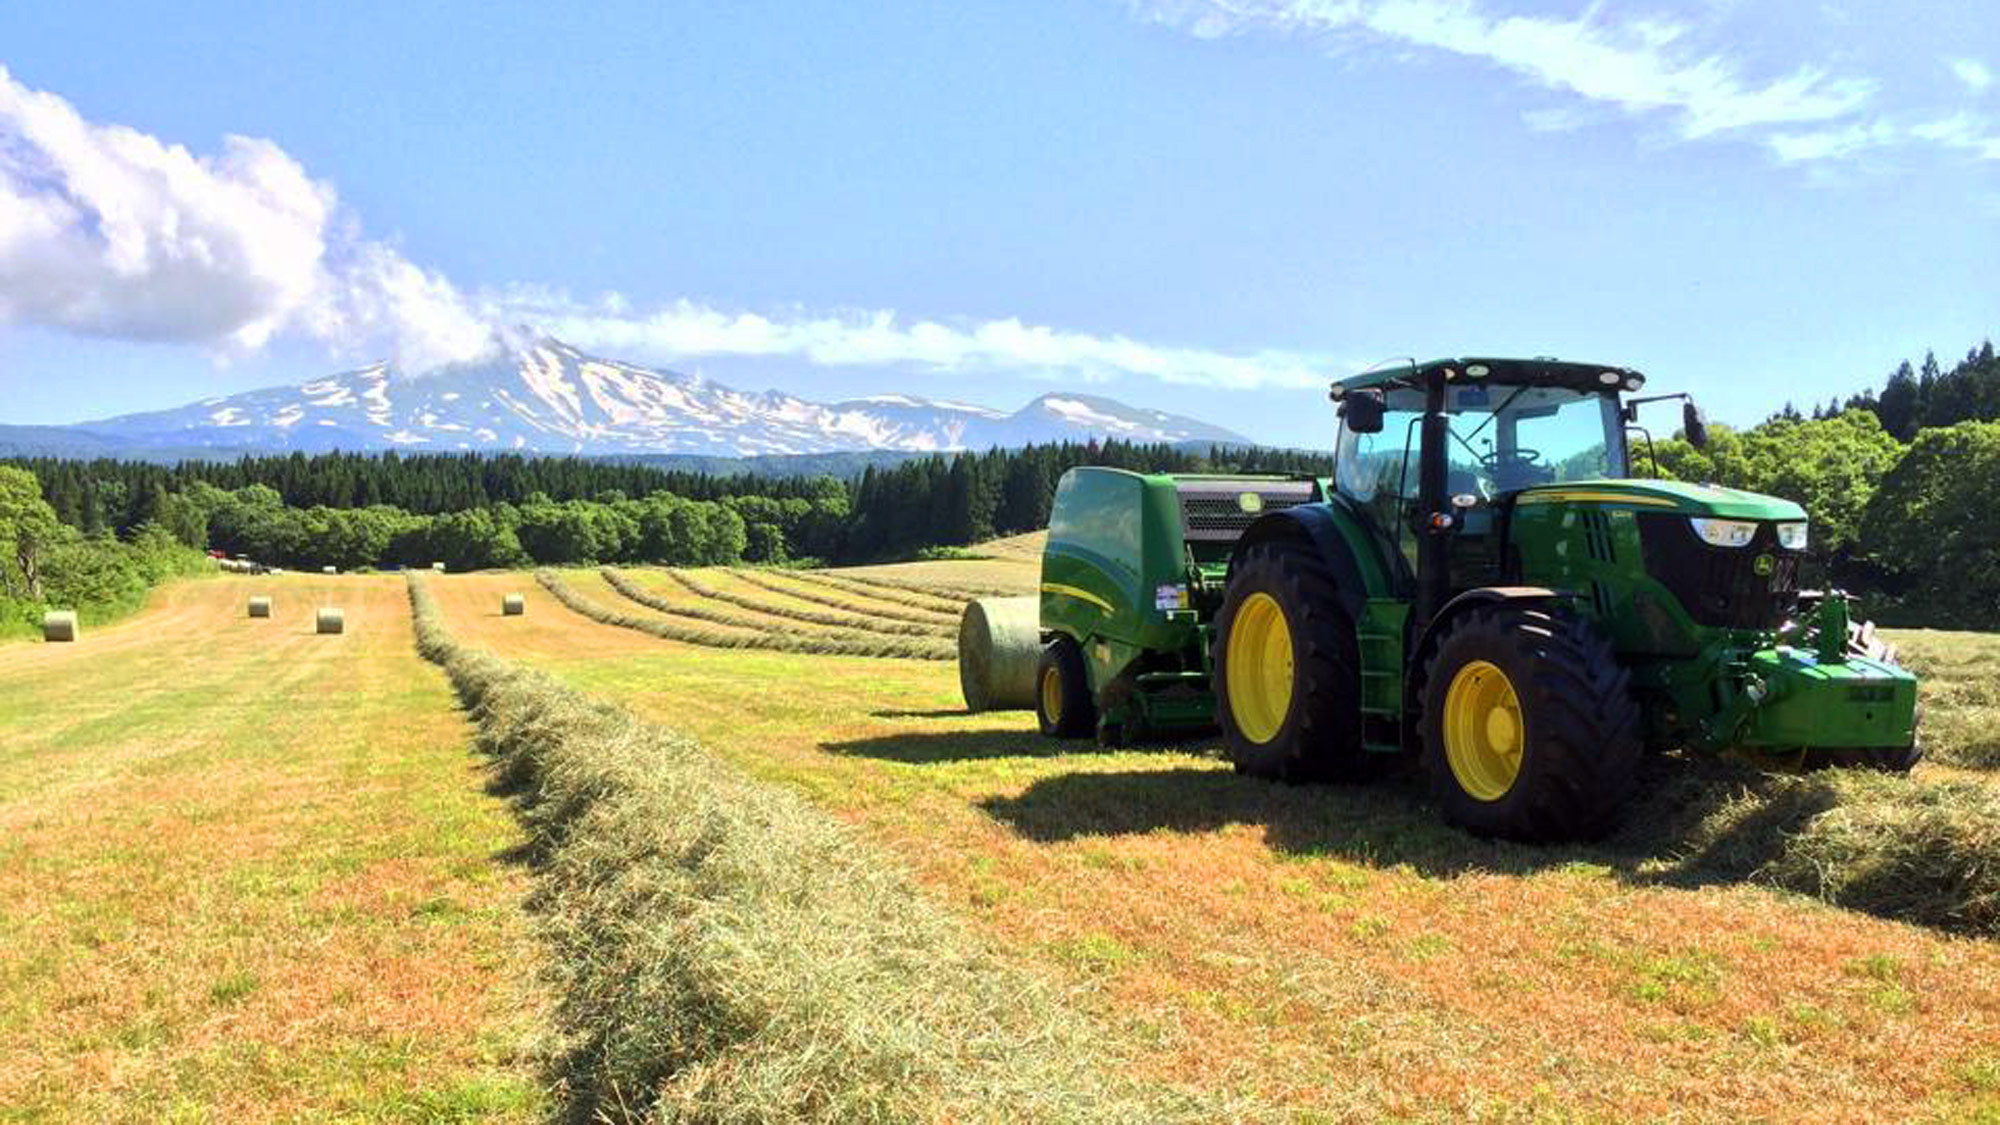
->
(1176, 480, 1317, 542)
(1636, 514, 1800, 631)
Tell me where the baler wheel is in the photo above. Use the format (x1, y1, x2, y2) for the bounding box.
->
(1036, 636, 1096, 738)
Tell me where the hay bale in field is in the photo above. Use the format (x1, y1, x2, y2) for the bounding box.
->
(247, 596, 272, 618)
(432, 561, 447, 572)
(958, 596, 1040, 712)
(502, 593, 525, 616)
(42, 610, 78, 643)
(322, 565, 337, 575)
(316, 608, 345, 635)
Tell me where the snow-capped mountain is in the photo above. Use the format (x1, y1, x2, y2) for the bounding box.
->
(66, 338, 1251, 456)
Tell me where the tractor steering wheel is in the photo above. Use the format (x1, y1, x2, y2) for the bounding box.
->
(1482, 447, 1544, 468)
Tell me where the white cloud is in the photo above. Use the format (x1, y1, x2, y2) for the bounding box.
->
(497, 292, 1334, 390)
(1766, 120, 1901, 163)
(0, 65, 495, 371)
(1136, 0, 1876, 140)
(1910, 113, 2000, 160)
(1948, 57, 1993, 92)
(0, 68, 1339, 391)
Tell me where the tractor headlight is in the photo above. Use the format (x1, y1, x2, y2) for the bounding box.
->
(1776, 521, 1808, 551)
(1689, 517, 1757, 548)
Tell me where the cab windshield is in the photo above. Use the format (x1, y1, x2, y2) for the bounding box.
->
(1335, 382, 1627, 508)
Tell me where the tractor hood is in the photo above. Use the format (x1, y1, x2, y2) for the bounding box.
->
(1512, 480, 1806, 520)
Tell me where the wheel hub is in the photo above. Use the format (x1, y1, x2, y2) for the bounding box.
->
(1443, 660, 1525, 801)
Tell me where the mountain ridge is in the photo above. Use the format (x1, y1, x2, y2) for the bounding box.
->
(51, 338, 1250, 457)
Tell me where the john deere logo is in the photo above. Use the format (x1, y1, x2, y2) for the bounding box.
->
(1753, 554, 1775, 577)
(1237, 492, 1264, 514)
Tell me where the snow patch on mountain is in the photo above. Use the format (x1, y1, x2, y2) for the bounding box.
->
(71, 337, 1254, 456)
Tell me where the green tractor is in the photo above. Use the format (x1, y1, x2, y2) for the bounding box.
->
(1031, 357, 1920, 841)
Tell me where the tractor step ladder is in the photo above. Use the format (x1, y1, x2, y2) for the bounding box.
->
(1357, 599, 1408, 754)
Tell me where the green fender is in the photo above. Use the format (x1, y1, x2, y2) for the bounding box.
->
(1228, 499, 1401, 616)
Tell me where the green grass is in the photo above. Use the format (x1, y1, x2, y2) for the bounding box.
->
(1892, 629, 2000, 769)
(0, 577, 544, 1119)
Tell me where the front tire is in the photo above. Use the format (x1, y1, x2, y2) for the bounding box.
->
(1210, 541, 1368, 782)
(1036, 635, 1095, 738)
(1421, 603, 1640, 842)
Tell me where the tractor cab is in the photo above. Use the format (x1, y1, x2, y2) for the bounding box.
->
(1329, 358, 1644, 597)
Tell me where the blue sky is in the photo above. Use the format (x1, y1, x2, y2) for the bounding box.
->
(0, 0, 1993, 448)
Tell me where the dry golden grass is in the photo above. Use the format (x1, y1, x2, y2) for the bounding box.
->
(0, 575, 545, 1121)
(426, 568, 2000, 1124)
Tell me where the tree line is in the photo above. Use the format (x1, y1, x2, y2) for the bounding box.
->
(5, 337, 1994, 628)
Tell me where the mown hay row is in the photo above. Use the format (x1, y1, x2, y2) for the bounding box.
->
(788, 570, 967, 614)
(1619, 759, 2000, 937)
(658, 569, 952, 638)
(403, 574, 1219, 1125)
(599, 568, 946, 650)
(729, 569, 962, 628)
(542, 570, 954, 662)
(835, 571, 1031, 601)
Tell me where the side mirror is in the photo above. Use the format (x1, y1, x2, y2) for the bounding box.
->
(1341, 390, 1386, 434)
(1683, 401, 1710, 449)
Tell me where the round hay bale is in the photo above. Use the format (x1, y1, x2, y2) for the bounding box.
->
(502, 593, 526, 616)
(316, 608, 345, 635)
(248, 596, 272, 618)
(958, 596, 1040, 712)
(432, 562, 447, 572)
(42, 610, 78, 643)
(322, 565, 337, 575)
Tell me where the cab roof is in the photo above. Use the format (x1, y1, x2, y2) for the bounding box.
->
(1330, 357, 1647, 397)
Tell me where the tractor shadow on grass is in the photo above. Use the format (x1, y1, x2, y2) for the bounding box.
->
(846, 728, 1856, 897)
(826, 725, 1126, 763)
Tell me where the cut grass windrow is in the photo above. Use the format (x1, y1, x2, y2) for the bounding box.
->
(599, 568, 947, 650)
(829, 572, 1028, 601)
(540, 569, 954, 662)
(650, 569, 953, 638)
(594, 567, 932, 642)
(404, 574, 1224, 1125)
(1621, 757, 2000, 936)
(729, 569, 963, 628)
(781, 570, 967, 615)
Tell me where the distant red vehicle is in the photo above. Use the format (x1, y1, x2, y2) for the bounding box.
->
(206, 549, 228, 559)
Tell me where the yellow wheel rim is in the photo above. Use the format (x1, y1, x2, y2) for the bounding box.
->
(1226, 592, 1294, 743)
(1040, 664, 1063, 721)
(1442, 660, 1525, 801)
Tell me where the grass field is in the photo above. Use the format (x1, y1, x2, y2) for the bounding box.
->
(0, 576, 544, 1121)
(417, 560, 2000, 1123)
(7, 552, 1998, 1122)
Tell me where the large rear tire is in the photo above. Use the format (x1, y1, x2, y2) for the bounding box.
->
(1210, 540, 1369, 782)
(1421, 603, 1640, 842)
(1036, 635, 1096, 739)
